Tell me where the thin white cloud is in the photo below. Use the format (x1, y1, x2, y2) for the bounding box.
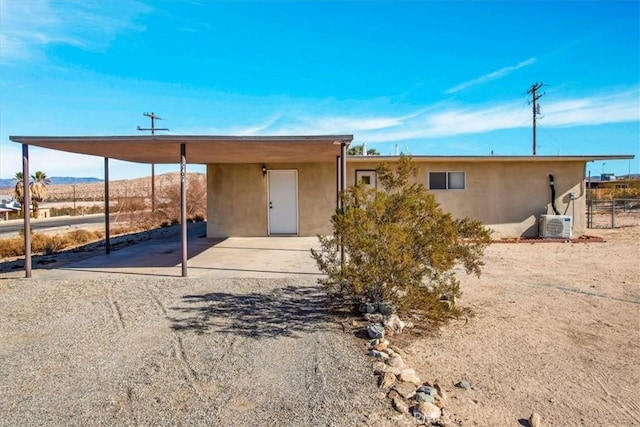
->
(234, 115, 283, 136)
(2, 87, 636, 179)
(0, 0, 151, 62)
(541, 89, 640, 127)
(444, 58, 538, 94)
(206, 86, 639, 144)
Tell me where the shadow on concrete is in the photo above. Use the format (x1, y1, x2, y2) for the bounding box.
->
(210, 246, 312, 253)
(56, 223, 214, 270)
(54, 268, 181, 278)
(0, 222, 212, 274)
(188, 266, 322, 276)
(170, 285, 332, 338)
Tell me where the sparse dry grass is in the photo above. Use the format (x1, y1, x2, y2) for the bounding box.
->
(0, 226, 144, 258)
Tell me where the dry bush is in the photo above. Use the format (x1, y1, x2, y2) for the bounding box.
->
(110, 224, 138, 236)
(0, 237, 24, 258)
(49, 205, 104, 216)
(105, 174, 206, 230)
(31, 234, 65, 254)
(312, 156, 492, 322)
(112, 195, 148, 213)
(65, 229, 104, 245)
(141, 174, 207, 227)
(1, 228, 108, 258)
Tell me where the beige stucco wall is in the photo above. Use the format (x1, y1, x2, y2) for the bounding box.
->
(208, 159, 587, 239)
(347, 160, 587, 238)
(207, 162, 336, 237)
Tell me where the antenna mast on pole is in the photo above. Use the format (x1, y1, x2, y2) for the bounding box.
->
(137, 112, 169, 212)
(137, 112, 169, 135)
(527, 83, 544, 155)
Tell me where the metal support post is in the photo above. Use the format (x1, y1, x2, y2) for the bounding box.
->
(104, 158, 111, 254)
(611, 200, 615, 229)
(22, 144, 32, 278)
(180, 143, 188, 277)
(340, 142, 347, 270)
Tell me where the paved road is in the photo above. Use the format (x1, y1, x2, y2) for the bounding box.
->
(0, 214, 111, 237)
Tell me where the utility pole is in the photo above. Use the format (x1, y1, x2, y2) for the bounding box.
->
(137, 112, 169, 212)
(527, 82, 544, 155)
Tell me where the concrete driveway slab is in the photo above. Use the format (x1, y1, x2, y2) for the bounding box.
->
(36, 223, 323, 279)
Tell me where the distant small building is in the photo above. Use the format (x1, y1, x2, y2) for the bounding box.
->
(34, 208, 51, 219)
(0, 195, 20, 221)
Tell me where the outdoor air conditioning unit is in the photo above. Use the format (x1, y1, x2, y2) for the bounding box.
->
(539, 215, 572, 239)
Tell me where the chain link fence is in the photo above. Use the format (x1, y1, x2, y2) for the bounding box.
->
(587, 198, 640, 229)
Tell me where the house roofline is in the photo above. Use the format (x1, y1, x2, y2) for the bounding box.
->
(347, 154, 635, 162)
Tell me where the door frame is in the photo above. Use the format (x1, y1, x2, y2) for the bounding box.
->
(267, 169, 299, 236)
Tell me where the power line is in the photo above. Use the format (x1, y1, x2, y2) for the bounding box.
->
(527, 82, 544, 155)
(137, 112, 169, 212)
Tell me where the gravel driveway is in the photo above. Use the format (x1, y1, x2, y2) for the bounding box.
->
(0, 276, 394, 426)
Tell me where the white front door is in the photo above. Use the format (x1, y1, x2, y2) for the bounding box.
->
(268, 170, 298, 235)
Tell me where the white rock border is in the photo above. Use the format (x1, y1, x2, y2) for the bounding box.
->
(361, 302, 455, 425)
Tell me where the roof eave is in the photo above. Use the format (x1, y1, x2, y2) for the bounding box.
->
(346, 154, 635, 162)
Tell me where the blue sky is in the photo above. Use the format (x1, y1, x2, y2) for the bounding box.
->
(0, 0, 638, 180)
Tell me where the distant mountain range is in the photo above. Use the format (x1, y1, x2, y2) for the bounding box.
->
(0, 176, 103, 189)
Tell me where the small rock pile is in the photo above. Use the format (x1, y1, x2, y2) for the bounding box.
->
(359, 302, 544, 426)
(361, 302, 454, 425)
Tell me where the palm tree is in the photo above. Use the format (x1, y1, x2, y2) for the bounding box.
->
(13, 172, 24, 217)
(348, 144, 380, 156)
(30, 171, 50, 218)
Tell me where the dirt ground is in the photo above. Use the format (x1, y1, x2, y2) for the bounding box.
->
(0, 222, 638, 426)
(396, 223, 640, 426)
(0, 277, 395, 426)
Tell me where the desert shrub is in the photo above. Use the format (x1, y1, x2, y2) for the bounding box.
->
(311, 156, 492, 320)
(49, 205, 104, 217)
(87, 205, 104, 214)
(110, 225, 135, 236)
(30, 234, 65, 254)
(49, 207, 73, 216)
(153, 174, 207, 223)
(0, 237, 24, 258)
(66, 229, 103, 245)
(1, 228, 115, 258)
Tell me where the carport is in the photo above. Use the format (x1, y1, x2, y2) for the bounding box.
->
(9, 135, 352, 278)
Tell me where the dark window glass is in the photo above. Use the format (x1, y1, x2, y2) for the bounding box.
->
(429, 172, 447, 190)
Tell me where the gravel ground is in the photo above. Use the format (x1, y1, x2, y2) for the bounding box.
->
(398, 226, 640, 426)
(0, 276, 396, 426)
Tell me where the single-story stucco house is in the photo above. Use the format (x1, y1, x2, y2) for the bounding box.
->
(9, 134, 634, 277)
(210, 154, 632, 239)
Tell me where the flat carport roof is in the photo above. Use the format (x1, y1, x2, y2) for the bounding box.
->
(10, 134, 353, 278)
(9, 135, 354, 164)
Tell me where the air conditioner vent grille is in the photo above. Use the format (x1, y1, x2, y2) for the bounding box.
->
(539, 215, 572, 239)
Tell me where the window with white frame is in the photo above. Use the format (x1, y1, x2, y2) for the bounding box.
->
(355, 170, 377, 189)
(428, 171, 465, 190)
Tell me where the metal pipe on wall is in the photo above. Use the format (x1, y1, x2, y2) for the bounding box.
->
(340, 142, 347, 268)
